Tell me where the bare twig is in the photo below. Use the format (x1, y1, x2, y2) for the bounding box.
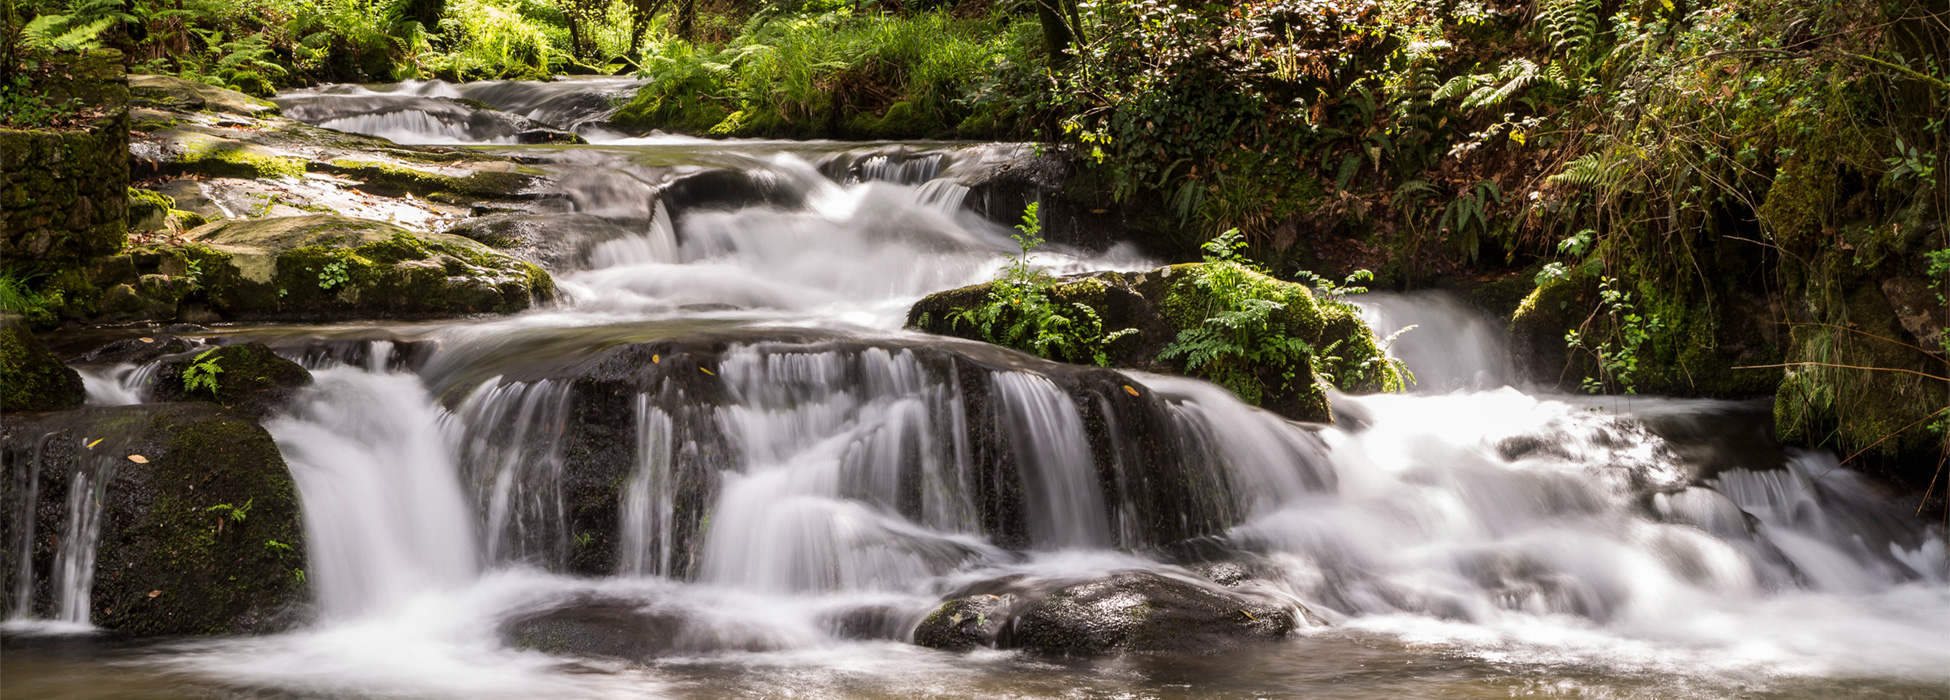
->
(1733, 362, 1950, 382)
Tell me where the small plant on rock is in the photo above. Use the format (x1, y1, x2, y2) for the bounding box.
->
(950, 203, 1136, 366)
(1564, 277, 1664, 394)
(181, 349, 225, 396)
(315, 260, 350, 291)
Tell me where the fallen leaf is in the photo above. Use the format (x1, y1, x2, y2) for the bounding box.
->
(1123, 385, 1140, 397)
(127, 455, 149, 464)
(86, 438, 104, 448)
(652, 354, 660, 364)
(139, 337, 155, 343)
(699, 367, 715, 376)
(1240, 609, 1256, 620)
(147, 590, 161, 598)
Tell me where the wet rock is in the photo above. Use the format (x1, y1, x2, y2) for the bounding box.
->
(912, 592, 1015, 651)
(0, 313, 86, 413)
(75, 334, 200, 365)
(912, 570, 1300, 656)
(501, 596, 786, 659)
(0, 403, 307, 635)
(1009, 571, 1296, 655)
(502, 600, 691, 660)
(171, 214, 553, 321)
(129, 74, 281, 117)
(442, 211, 635, 270)
(658, 168, 808, 219)
(319, 158, 537, 200)
(151, 342, 313, 418)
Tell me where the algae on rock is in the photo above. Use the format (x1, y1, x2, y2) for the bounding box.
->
(175, 214, 554, 320)
(0, 312, 85, 412)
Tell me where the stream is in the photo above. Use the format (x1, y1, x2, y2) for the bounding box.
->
(4, 78, 1947, 700)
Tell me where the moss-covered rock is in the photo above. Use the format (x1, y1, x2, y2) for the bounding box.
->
(174, 214, 552, 320)
(0, 403, 307, 634)
(320, 159, 535, 200)
(127, 187, 176, 232)
(912, 592, 1015, 651)
(128, 74, 281, 117)
(151, 342, 313, 418)
(0, 312, 85, 413)
(154, 131, 307, 179)
(908, 263, 1402, 423)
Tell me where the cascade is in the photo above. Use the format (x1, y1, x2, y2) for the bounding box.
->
(5, 78, 1944, 700)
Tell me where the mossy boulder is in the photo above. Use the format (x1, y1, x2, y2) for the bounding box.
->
(174, 214, 554, 320)
(0, 403, 307, 635)
(320, 159, 535, 200)
(908, 263, 1402, 423)
(152, 131, 307, 180)
(0, 312, 86, 413)
(128, 74, 281, 117)
(912, 591, 1015, 651)
(151, 342, 313, 418)
(127, 186, 176, 232)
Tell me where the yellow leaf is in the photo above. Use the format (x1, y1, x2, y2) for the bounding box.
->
(138, 337, 155, 344)
(699, 367, 715, 376)
(127, 455, 149, 464)
(652, 354, 661, 364)
(1240, 609, 1256, 620)
(86, 438, 104, 448)
(1123, 385, 1139, 397)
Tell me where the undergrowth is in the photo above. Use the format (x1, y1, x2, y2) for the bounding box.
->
(948, 203, 1135, 367)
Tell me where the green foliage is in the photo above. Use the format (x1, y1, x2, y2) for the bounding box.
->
(205, 497, 253, 522)
(1160, 230, 1329, 399)
(315, 260, 350, 290)
(1563, 277, 1664, 394)
(0, 272, 54, 321)
(613, 8, 1032, 138)
(948, 203, 1136, 366)
(182, 348, 225, 396)
(1928, 249, 1950, 305)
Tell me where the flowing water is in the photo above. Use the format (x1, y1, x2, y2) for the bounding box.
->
(4, 79, 1947, 700)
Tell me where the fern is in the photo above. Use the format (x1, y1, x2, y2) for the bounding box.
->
(22, 15, 117, 51)
(1548, 150, 1630, 190)
(1538, 0, 1601, 55)
(948, 203, 1136, 367)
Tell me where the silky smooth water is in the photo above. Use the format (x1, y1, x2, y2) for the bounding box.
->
(5, 79, 1946, 700)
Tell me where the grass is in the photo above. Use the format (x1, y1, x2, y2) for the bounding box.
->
(612, 8, 1034, 138)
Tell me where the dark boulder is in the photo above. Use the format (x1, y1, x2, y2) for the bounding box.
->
(0, 403, 307, 635)
(911, 569, 1302, 656)
(1, 313, 85, 413)
(151, 342, 313, 418)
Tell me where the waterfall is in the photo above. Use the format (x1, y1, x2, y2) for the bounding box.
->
(10, 87, 1943, 699)
(268, 368, 478, 619)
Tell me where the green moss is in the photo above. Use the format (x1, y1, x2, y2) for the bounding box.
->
(322, 159, 534, 199)
(152, 342, 312, 416)
(0, 312, 85, 412)
(179, 215, 552, 319)
(127, 187, 176, 231)
(93, 404, 306, 635)
(909, 262, 1398, 423)
(175, 136, 306, 179)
